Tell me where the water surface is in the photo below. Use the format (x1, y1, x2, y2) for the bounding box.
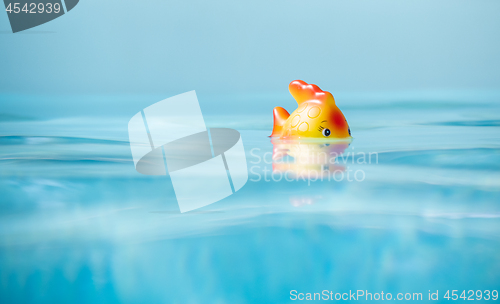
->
(0, 95, 499, 303)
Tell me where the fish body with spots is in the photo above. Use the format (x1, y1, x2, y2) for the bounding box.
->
(271, 80, 351, 139)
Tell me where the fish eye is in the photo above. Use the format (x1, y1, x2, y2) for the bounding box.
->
(322, 128, 331, 137)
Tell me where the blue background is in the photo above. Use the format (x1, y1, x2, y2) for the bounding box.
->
(1, 0, 500, 96)
(0, 1, 500, 304)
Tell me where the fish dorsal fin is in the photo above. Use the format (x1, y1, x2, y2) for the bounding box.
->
(289, 80, 335, 105)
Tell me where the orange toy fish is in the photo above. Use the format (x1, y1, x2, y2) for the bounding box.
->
(270, 80, 351, 139)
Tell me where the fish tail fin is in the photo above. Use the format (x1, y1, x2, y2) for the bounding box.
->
(270, 107, 290, 137)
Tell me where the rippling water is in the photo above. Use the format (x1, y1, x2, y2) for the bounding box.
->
(0, 95, 499, 303)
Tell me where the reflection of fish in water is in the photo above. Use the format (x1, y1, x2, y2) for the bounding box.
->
(271, 139, 350, 179)
(271, 80, 351, 139)
(289, 196, 321, 207)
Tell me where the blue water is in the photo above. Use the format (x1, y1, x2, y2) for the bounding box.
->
(0, 94, 499, 303)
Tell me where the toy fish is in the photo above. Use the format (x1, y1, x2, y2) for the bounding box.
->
(271, 80, 351, 139)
